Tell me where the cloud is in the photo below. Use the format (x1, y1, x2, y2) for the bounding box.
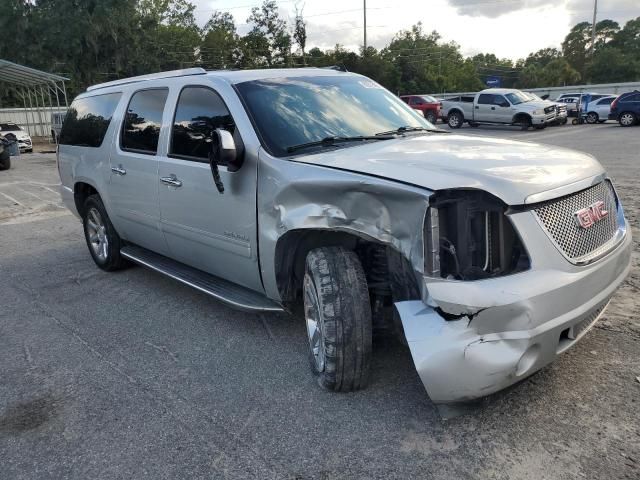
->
(446, 0, 553, 18)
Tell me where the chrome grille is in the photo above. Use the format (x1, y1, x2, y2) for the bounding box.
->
(533, 181, 619, 262)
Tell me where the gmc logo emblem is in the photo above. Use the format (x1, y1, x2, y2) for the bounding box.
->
(574, 201, 608, 229)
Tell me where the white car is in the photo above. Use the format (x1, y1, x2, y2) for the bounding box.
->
(0, 122, 32, 152)
(586, 96, 617, 124)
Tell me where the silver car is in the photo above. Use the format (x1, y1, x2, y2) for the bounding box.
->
(58, 68, 631, 405)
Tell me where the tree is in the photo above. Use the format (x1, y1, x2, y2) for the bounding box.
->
(201, 12, 240, 69)
(292, 4, 307, 64)
(246, 0, 292, 67)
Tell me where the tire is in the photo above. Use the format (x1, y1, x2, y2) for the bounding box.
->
(572, 118, 579, 125)
(561, 118, 568, 125)
(586, 112, 598, 124)
(518, 115, 532, 131)
(303, 246, 372, 392)
(619, 112, 636, 127)
(447, 111, 463, 129)
(82, 195, 128, 271)
(0, 151, 10, 170)
(425, 111, 437, 124)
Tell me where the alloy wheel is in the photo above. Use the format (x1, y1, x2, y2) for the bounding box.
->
(86, 207, 109, 262)
(303, 274, 325, 372)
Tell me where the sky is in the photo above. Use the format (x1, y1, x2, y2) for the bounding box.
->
(191, 0, 639, 60)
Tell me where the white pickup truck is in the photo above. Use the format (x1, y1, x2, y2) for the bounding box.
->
(441, 88, 557, 130)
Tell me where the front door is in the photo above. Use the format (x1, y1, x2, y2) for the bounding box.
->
(492, 95, 514, 123)
(108, 88, 170, 255)
(157, 84, 263, 292)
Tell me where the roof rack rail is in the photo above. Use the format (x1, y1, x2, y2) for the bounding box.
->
(86, 68, 207, 92)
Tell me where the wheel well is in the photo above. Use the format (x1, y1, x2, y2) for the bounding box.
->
(274, 229, 421, 309)
(74, 182, 98, 217)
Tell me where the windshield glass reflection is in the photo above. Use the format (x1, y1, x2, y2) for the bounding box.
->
(236, 76, 432, 156)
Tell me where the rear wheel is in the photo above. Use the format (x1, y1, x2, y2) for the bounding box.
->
(82, 195, 128, 271)
(619, 112, 636, 127)
(586, 112, 598, 124)
(303, 246, 372, 392)
(447, 111, 463, 129)
(425, 111, 437, 124)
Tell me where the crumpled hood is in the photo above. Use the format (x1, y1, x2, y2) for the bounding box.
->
(293, 134, 605, 205)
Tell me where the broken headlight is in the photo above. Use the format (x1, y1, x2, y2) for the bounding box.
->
(424, 190, 530, 280)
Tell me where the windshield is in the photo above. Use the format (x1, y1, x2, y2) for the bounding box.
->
(0, 123, 22, 131)
(504, 92, 530, 105)
(235, 75, 432, 157)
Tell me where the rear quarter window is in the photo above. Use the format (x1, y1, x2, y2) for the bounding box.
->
(59, 93, 122, 147)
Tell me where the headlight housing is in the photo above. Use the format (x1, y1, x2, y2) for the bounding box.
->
(424, 190, 530, 280)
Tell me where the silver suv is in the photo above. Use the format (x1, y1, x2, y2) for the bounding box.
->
(58, 68, 631, 404)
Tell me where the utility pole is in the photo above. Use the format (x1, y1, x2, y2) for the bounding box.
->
(363, 0, 367, 51)
(590, 0, 598, 56)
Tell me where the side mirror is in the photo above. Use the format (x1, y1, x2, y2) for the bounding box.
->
(212, 129, 243, 172)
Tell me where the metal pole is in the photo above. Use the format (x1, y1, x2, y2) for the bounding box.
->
(27, 87, 37, 138)
(38, 84, 48, 137)
(19, 88, 32, 139)
(363, 0, 367, 50)
(590, 0, 598, 56)
(62, 81, 68, 107)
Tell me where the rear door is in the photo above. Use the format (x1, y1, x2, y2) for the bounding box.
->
(108, 88, 170, 255)
(157, 82, 263, 292)
(595, 97, 614, 119)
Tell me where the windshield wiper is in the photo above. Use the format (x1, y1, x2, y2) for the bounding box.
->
(286, 135, 394, 153)
(375, 126, 448, 136)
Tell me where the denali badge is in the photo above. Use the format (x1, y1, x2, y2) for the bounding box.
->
(574, 201, 608, 229)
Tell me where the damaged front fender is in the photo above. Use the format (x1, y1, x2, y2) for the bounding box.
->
(257, 153, 431, 301)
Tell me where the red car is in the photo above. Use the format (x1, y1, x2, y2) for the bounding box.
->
(400, 95, 441, 123)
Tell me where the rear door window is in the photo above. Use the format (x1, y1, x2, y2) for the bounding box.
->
(59, 92, 122, 147)
(121, 88, 169, 154)
(477, 94, 494, 105)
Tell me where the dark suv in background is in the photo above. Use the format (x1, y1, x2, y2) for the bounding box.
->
(609, 91, 640, 126)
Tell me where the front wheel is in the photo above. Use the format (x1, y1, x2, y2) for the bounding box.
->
(425, 111, 437, 124)
(519, 116, 532, 131)
(586, 112, 598, 124)
(303, 247, 372, 392)
(82, 195, 128, 271)
(447, 111, 463, 129)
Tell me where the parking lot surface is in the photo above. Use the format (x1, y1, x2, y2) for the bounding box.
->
(1, 123, 639, 479)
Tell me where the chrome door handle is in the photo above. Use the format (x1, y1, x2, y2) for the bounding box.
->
(111, 165, 126, 175)
(160, 175, 182, 187)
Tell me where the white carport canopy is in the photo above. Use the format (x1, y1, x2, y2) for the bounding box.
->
(0, 59, 69, 137)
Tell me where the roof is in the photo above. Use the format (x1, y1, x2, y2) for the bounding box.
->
(86, 67, 355, 92)
(0, 59, 68, 86)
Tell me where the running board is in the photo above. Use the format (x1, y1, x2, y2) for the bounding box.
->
(120, 245, 284, 313)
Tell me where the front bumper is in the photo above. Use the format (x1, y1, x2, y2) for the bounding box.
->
(396, 225, 632, 404)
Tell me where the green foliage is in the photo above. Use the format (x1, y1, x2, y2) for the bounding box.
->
(0, 1, 638, 107)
